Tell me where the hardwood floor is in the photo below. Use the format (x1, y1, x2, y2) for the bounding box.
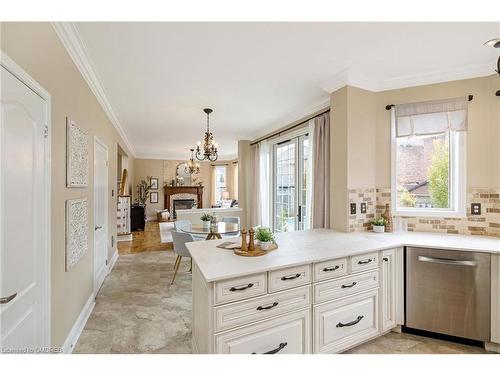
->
(118, 221, 173, 254)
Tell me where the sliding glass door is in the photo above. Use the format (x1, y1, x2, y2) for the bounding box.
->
(273, 133, 309, 232)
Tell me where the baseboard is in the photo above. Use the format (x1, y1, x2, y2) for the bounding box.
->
(485, 342, 500, 353)
(108, 249, 119, 273)
(62, 293, 95, 354)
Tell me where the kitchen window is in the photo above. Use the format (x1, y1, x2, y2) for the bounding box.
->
(391, 97, 467, 217)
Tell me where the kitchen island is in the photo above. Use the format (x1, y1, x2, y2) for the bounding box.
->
(187, 230, 500, 354)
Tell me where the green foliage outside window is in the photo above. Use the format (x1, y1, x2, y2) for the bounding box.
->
(428, 139, 449, 208)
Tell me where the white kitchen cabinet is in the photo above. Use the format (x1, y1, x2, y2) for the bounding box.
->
(214, 309, 311, 354)
(380, 247, 404, 332)
(313, 289, 379, 353)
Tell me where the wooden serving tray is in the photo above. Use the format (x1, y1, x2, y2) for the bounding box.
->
(233, 243, 278, 257)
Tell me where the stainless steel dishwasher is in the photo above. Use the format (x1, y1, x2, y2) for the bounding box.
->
(406, 247, 491, 342)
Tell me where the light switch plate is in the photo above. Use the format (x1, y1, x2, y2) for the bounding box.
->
(471, 203, 481, 215)
(360, 202, 367, 214)
(350, 203, 356, 215)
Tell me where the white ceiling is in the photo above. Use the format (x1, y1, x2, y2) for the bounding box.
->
(72, 22, 499, 159)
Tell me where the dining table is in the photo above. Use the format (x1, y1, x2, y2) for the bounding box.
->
(180, 222, 240, 240)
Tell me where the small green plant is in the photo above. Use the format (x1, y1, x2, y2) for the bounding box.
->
(200, 213, 213, 222)
(255, 227, 275, 243)
(371, 217, 387, 227)
(135, 176, 152, 206)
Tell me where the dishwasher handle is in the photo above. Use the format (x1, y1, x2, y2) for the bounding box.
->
(417, 255, 477, 267)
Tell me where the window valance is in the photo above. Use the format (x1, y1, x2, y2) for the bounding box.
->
(394, 97, 468, 138)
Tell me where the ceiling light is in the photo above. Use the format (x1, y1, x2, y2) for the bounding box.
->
(195, 108, 219, 162)
(484, 38, 500, 48)
(185, 148, 200, 175)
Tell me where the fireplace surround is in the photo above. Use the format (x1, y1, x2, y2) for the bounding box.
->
(164, 185, 203, 213)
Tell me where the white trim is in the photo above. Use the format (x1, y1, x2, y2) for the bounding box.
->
(51, 22, 136, 157)
(108, 249, 119, 274)
(93, 136, 109, 296)
(390, 107, 467, 218)
(320, 63, 494, 93)
(62, 293, 95, 354)
(0, 50, 52, 348)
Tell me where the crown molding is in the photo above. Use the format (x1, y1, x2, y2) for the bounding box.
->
(51, 22, 136, 157)
(134, 152, 238, 161)
(251, 96, 331, 141)
(320, 62, 495, 94)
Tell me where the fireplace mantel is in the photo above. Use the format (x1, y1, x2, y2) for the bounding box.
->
(164, 185, 204, 211)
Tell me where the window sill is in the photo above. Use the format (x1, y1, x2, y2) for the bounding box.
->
(393, 209, 466, 218)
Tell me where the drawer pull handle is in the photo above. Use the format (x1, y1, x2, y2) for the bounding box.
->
(229, 283, 254, 292)
(358, 259, 372, 265)
(252, 342, 287, 354)
(383, 257, 389, 262)
(336, 315, 364, 328)
(257, 302, 279, 311)
(323, 265, 340, 272)
(341, 281, 357, 289)
(281, 273, 301, 281)
(0, 292, 17, 305)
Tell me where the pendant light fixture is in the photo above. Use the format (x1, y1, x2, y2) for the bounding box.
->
(185, 148, 200, 175)
(195, 108, 218, 161)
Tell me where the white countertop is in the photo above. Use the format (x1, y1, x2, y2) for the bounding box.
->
(186, 229, 500, 282)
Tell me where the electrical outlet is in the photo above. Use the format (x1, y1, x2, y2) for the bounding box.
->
(471, 203, 481, 215)
(360, 202, 367, 214)
(350, 203, 356, 215)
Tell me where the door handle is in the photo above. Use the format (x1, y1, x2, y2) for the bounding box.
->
(0, 292, 17, 305)
(297, 205, 302, 222)
(417, 255, 477, 267)
(95, 225, 103, 231)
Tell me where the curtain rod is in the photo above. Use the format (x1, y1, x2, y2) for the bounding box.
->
(250, 108, 330, 146)
(385, 95, 474, 111)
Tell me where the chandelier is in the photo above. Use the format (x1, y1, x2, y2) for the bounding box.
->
(195, 108, 218, 161)
(185, 148, 200, 175)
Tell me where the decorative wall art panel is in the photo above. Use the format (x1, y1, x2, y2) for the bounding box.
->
(66, 197, 89, 271)
(66, 117, 89, 187)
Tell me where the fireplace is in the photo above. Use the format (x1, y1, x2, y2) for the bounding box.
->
(172, 199, 195, 219)
(164, 185, 204, 213)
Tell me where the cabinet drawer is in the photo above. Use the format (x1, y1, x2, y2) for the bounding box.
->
(350, 252, 379, 273)
(214, 285, 311, 332)
(314, 270, 379, 304)
(214, 273, 267, 305)
(314, 258, 348, 282)
(268, 264, 312, 293)
(215, 309, 311, 354)
(313, 289, 379, 353)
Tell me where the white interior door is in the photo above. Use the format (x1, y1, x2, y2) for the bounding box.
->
(0, 63, 50, 351)
(93, 138, 108, 294)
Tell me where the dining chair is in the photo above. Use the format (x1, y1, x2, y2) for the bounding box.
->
(174, 219, 190, 231)
(171, 230, 195, 285)
(222, 216, 240, 237)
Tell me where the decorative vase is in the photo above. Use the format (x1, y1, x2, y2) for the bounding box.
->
(373, 225, 385, 233)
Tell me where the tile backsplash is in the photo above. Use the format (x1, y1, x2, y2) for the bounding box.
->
(349, 187, 500, 237)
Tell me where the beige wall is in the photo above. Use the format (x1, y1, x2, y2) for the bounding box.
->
(1, 22, 135, 347)
(330, 74, 500, 231)
(375, 74, 500, 188)
(133, 159, 165, 218)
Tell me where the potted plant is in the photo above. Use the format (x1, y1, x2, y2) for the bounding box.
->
(200, 213, 213, 229)
(371, 217, 388, 233)
(255, 227, 275, 250)
(135, 176, 152, 207)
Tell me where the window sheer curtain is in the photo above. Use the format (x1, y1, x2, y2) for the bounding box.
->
(250, 141, 271, 228)
(311, 113, 331, 229)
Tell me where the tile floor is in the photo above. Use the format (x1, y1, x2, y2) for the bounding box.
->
(74, 249, 490, 354)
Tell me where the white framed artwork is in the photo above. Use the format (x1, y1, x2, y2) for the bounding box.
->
(66, 197, 89, 271)
(150, 191, 158, 204)
(66, 117, 89, 187)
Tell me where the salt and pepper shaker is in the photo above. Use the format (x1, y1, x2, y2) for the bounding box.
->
(240, 229, 248, 252)
(248, 228, 255, 252)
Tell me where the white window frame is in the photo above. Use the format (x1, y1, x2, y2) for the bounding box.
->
(214, 165, 227, 202)
(391, 112, 466, 218)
